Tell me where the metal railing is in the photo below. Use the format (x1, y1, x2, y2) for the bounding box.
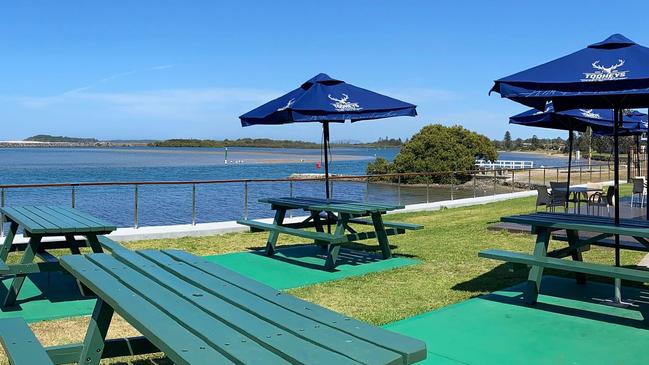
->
(0, 162, 618, 233)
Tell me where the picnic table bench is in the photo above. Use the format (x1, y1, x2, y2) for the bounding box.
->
(237, 197, 422, 270)
(0, 205, 119, 307)
(0, 249, 427, 365)
(479, 212, 649, 304)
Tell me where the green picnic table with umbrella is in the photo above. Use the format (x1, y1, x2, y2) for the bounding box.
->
(237, 74, 422, 269)
(489, 33, 649, 303)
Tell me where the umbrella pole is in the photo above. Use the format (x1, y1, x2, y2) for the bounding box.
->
(613, 107, 622, 303)
(323, 121, 331, 199)
(566, 129, 573, 212)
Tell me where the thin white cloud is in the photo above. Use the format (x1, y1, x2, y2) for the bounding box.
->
(61, 64, 175, 95)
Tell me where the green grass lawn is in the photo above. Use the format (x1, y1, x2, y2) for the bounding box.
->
(116, 184, 646, 326)
(5, 184, 645, 364)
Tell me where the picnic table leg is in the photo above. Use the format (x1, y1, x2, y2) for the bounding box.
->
(566, 230, 587, 284)
(370, 212, 392, 259)
(4, 235, 42, 307)
(65, 234, 82, 255)
(85, 234, 104, 253)
(311, 211, 328, 250)
(78, 298, 114, 365)
(0, 221, 18, 262)
(325, 213, 350, 270)
(265, 208, 286, 256)
(524, 228, 550, 305)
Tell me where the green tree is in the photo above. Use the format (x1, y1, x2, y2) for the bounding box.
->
(503, 131, 512, 150)
(367, 124, 497, 184)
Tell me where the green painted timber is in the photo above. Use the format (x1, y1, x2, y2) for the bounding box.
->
(502, 212, 649, 238)
(348, 218, 423, 231)
(130, 250, 402, 365)
(167, 249, 427, 364)
(96, 236, 127, 252)
(237, 219, 337, 242)
(55, 250, 425, 364)
(1, 206, 115, 235)
(260, 197, 403, 212)
(479, 249, 649, 282)
(0, 317, 54, 365)
(60, 255, 235, 365)
(207, 245, 419, 289)
(384, 276, 649, 365)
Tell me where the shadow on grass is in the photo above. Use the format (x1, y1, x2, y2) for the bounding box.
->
(243, 242, 417, 272)
(110, 357, 172, 365)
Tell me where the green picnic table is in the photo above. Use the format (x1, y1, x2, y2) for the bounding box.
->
(237, 197, 423, 270)
(0, 249, 427, 365)
(479, 212, 649, 304)
(0, 206, 117, 307)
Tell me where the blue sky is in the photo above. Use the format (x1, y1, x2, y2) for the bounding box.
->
(1, 0, 649, 142)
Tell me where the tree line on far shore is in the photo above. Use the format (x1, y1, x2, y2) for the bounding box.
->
(148, 137, 404, 149)
(495, 129, 641, 156)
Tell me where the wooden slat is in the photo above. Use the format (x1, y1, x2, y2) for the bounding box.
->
(86, 253, 299, 365)
(96, 236, 127, 252)
(237, 220, 336, 243)
(48, 206, 116, 232)
(1, 207, 50, 234)
(59, 255, 235, 365)
(164, 250, 427, 364)
(20, 206, 82, 233)
(35, 206, 93, 232)
(479, 249, 649, 282)
(349, 218, 423, 230)
(0, 318, 54, 365)
(502, 214, 649, 238)
(132, 250, 402, 365)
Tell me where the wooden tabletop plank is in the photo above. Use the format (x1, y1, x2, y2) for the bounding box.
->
(502, 214, 649, 237)
(134, 250, 401, 365)
(4, 206, 61, 234)
(164, 250, 427, 364)
(261, 197, 402, 211)
(86, 253, 296, 365)
(49, 206, 116, 232)
(0, 206, 49, 233)
(21, 206, 83, 233)
(110, 250, 365, 365)
(59, 255, 235, 365)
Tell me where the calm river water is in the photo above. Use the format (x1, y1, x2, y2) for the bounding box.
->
(0, 147, 567, 227)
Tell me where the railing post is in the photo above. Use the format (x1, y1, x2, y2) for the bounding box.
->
(511, 170, 515, 193)
(191, 184, 196, 226)
(289, 181, 294, 218)
(397, 175, 402, 205)
(473, 172, 477, 198)
(365, 177, 369, 202)
(0, 188, 4, 237)
(528, 168, 531, 188)
(543, 168, 546, 186)
(599, 164, 602, 181)
(493, 170, 497, 197)
(556, 167, 559, 182)
(426, 177, 430, 204)
(450, 173, 454, 200)
(243, 182, 248, 220)
(134, 184, 139, 229)
(579, 165, 582, 184)
(71, 185, 76, 208)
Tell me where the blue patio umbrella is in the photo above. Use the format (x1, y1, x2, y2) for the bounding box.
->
(240, 73, 417, 199)
(510, 103, 647, 206)
(491, 33, 649, 302)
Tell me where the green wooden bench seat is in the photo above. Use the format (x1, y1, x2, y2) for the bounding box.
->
(30, 249, 428, 365)
(480, 249, 649, 282)
(237, 219, 337, 243)
(96, 236, 127, 252)
(479, 249, 649, 304)
(348, 218, 423, 231)
(0, 317, 54, 365)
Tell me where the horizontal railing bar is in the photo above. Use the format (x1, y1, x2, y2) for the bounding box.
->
(0, 163, 612, 190)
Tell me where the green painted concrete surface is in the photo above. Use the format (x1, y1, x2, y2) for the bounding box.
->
(205, 245, 419, 290)
(385, 276, 649, 365)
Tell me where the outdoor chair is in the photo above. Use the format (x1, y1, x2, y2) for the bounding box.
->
(588, 185, 615, 216)
(631, 177, 647, 208)
(535, 186, 563, 212)
(549, 181, 569, 212)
